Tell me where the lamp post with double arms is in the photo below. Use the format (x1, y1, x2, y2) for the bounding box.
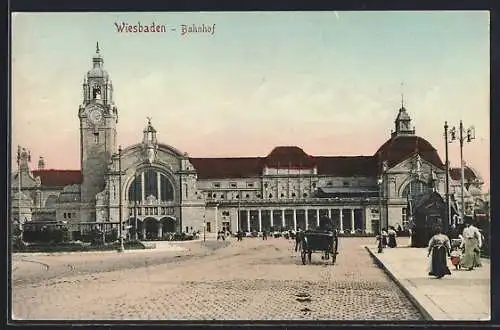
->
(449, 121, 475, 221)
(118, 145, 124, 252)
(443, 122, 452, 232)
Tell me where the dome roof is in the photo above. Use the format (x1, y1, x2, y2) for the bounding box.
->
(375, 135, 444, 169)
(265, 146, 315, 167)
(87, 67, 109, 78)
(449, 166, 483, 182)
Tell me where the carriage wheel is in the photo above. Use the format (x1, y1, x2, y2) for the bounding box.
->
(308, 251, 312, 263)
(301, 250, 307, 265)
(331, 240, 338, 265)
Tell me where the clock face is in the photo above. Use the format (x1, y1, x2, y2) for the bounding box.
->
(89, 108, 103, 124)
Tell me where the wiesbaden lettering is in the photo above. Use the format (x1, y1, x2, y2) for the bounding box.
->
(181, 24, 216, 36)
(115, 22, 167, 33)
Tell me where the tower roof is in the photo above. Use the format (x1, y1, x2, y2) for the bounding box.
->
(375, 135, 444, 170)
(87, 42, 108, 78)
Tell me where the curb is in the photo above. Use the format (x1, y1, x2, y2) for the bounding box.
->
(364, 246, 433, 321)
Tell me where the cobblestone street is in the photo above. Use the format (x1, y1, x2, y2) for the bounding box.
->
(12, 237, 423, 321)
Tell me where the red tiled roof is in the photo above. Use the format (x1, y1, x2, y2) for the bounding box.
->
(449, 167, 478, 181)
(31, 170, 82, 187)
(374, 135, 444, 169)
(188, 158, 263, 179)
(315, 156, 379, 177)
(264, 146, 315, 168)
(190, 147, 379, 179)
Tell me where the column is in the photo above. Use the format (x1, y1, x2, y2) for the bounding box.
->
(305, 209, 309, 230)
(270, 210, 274, 228)
(293, 209, 297, 231)
(316, 209, 320, 227)
(258, 209, 262, 232)
(328, 209, 332, 219)
(281, 209, 285, 228)
(340, 209, 344, 232)
(158, 222, 163, 239)
(157, 172, 161, 201)
(350, 208, 355, 233)
(247, 210, 250, 232)
(141, 172, 146, 202)
(142, 224, 146, 240)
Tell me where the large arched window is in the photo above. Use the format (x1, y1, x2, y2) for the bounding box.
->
(402, 180, 430, 199)
(127, 169, 174, 202)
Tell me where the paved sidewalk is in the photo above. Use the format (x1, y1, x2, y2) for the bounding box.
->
(366, 240, 490, 321)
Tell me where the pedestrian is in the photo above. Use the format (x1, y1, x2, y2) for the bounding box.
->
(381, 228, 388, 248)
(460, 219, 482, 270)
(295, 227, 303, 252)
(387, 226, 397, 248)
(397, 224, 402, 235)
(262, 230, 267, 240)
(427, 225, 452, 279)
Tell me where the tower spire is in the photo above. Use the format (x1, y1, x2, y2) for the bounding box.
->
(96, 41, 100, 54)
(401, 81, 405, 108)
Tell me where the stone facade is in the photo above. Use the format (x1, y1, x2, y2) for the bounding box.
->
(11, 45, 487, 239)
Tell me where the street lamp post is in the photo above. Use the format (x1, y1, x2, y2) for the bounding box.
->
(133, 170, 138, 241)
(449, 121, 475, 221)
(118, 145, 125, 252)
(203, 214, 206, 242)
(444, 122, 452, 232)
(377, 176, 383, 253)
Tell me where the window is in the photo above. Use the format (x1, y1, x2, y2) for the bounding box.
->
(145, 208, 149, 215)
(402, 208, 408, 227)
(292, 193, 296, 197)
(269, 193, 273, 198)
(161, 207, 165, 215)
(327, 181, 333, 186)
(264, 183, 268, 188)
(246, 194, 250, 198)
(247, 182, 254, 188)
(212, 193, 217, 198)
(230, 182, 237, 188)
(68, 213, 72, 219)
(303, 193, 308, 198)
(206, 222, 212, 233)
(154, 207, 158, 215)
(281, 193, 285, 198)
(236, 194, 240, 199)
(93, 132, 99, 143)
(312, 183, 317, 188)
(213, 183, 220, 188)
(257, 194, 261, 198)
(220, 194, 225, 199)
(138, 208, 142, 215)
(343, 181, 349, 187)
(63, 213, 67, 219)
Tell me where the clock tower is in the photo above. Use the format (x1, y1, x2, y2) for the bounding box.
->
(78, 42, 118, 222)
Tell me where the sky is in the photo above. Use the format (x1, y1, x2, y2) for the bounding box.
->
(11, 11, 490, 189)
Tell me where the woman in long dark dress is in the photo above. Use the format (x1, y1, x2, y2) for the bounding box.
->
(387, 226, 397, 248)
(427, 227, 452, 279)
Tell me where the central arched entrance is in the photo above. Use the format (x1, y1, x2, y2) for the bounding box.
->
(143, 217, 158, 240)
(160, 216, 176, 233)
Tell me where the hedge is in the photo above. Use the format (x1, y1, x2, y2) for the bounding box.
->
(12, 240, 147, 253)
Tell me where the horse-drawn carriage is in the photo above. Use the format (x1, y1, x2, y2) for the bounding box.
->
(299, 217, 339, 265)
